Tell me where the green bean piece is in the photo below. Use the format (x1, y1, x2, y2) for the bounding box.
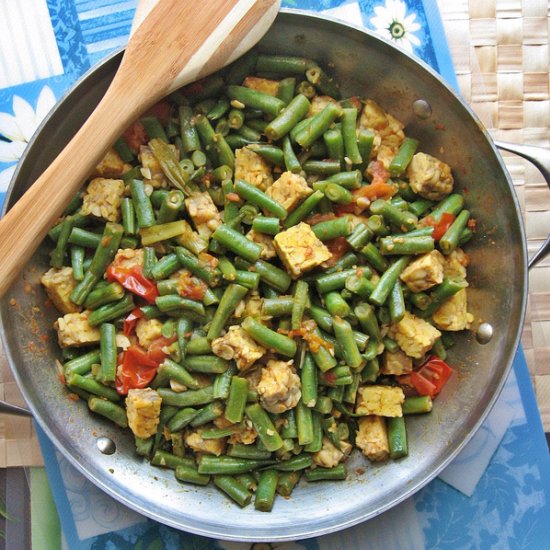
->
(369, 257, 410, 306)
(387, 416, 408, 459)
(49, 212, 90, 242)
(355, 303, 381, 342)
(155, 295, 205, 316)
(212, 225, 262, 262)
(212, 132, 235, 170)
(420, 277, 469, 317)
(324, 291, 351, 318)
(277, 471, 301, 497)
(303, 410, 323, 452)
(425, 194, 463, 224)
(88, 397, 127, 428)
(159, 358, 202, 389)
(291, 280, 309, 330)
(403, 395, 433, 415)
(440, 210, 470, 254)
(277, 76, 296, 105)
(282, 135, 302, 174)
(339, 108, 362, 165)
(256, 54, 316, 75)
(213, 475, 252, 507)
(252, 216, 280, 236)
(234, 179, 287, 219)
(150, 253, 179, 280)
(245, 403, 284, 452)
(175, 247, 221, 287)
(238, 124, 262, 143)
(139, 220, 186, 246)
(365, 214, 389, 237)
(67, 373, 120, 402)
(174, 318, 192, 361)
(193, 113, 219, 164)
(333, 316, 363, 369)
(432, 337, 447, 360)
(64, 350, 101, 376)
(151, 450, 194, 470)
(207, 284, 249, 340)
(323, 127, 345, 165)
(459, 227, 474, 246)
(200, 455, 275, 476)
(186, 336, 211, 356)
(283, 190, 325, 228)
(315, 268, 357, 294)
(346, 223, 373, 250)
(226, 85, 285, 117)
(370, 199, 418, 232)
(225, 50, 257, 84)
(206, 97, 230, 121)
(83, 281, 125, 310)
(311, 216, 352, 241)
(212, 364, 237, 400)
(305, 464, 347, 482)
(97, 323, 117, 384)
(324, 183, 352, 204)
(227, 444, 271, 460)
(246, 143, 284, 167)
(279, 409, 297, 440)
(361, 242, 389, 272)
(389, 282, 406, 323)
(357, 128, 375, 173)
(295, 399, 314, 446)
(130, 180, 155, 228)
(306, 65, 341, 98)
(182, 355, 228, 374)
(225, 377, 249, 423)
(408, 199, 435, 217)
(294, 103, 342, 149)
(254, 470, 279, 512)
(309, 305, 333, 333)
(389, 137, 419, 176)
(300, 353, 318, 407)
(309, 326, 338, 372)
(265, 94, 311, 141)
(310, 396, 331, 415)
(157, 190, 184, 225)
(242, 317, 297, 358)
(119, 199, 136, 237)
(140, 116, 167, 141)
(165, 407, 200, 432)
(70, 245, 85, 281)
(262, 296, 293, 318)
(174, 465, 210, 486)
(134, 436, 153, 457)
(157, 386, 215, 407)
(156, 279, 178, 296)
(190, 401, 224, 427)
(88, 294, 134, 326)
(302, 160, 341, 176)
(225, 134, 257, 149)
(228, 108, 245, 130)
(379, 235, 434, 255)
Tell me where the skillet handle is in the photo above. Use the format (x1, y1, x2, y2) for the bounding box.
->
(494, 140, 550, 269)
(0, 400, 32, 417)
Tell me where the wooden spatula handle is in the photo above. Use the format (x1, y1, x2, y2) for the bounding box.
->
(0, 0, 279, 298)
(0, 97, 129, 298)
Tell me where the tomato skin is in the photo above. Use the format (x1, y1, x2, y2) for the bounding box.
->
(426, 212, 455, 241)
(115, 338, 174, 395)
(122, 121, 147, 153)
(106, 264, 159, 304)
(177, 271, 207, 301)
(123, 307, 144, 336)
(410, 356, 453, 398)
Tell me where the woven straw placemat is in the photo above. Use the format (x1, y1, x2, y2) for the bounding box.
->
(0, 0, 547, 469)
(437, 0, 550, 430)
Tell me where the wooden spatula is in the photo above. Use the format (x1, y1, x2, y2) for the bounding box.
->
(0, 0, 279, 298)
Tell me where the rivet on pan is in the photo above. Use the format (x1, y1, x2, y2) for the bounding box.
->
(413, 99, 432, 119)
(476, 323, 493, 345)
(97, 437, 116, 455)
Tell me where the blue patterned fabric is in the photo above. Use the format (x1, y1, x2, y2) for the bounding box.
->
(2, 1, 550, 548)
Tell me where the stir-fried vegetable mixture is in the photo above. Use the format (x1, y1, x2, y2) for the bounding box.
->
(42, 53, 475, 511)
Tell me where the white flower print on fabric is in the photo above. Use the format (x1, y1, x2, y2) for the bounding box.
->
(0, 86, 56, 191)
(370, 0, 421, 54)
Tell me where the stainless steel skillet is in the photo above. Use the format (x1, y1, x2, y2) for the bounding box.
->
(0, 10, 540, 542)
